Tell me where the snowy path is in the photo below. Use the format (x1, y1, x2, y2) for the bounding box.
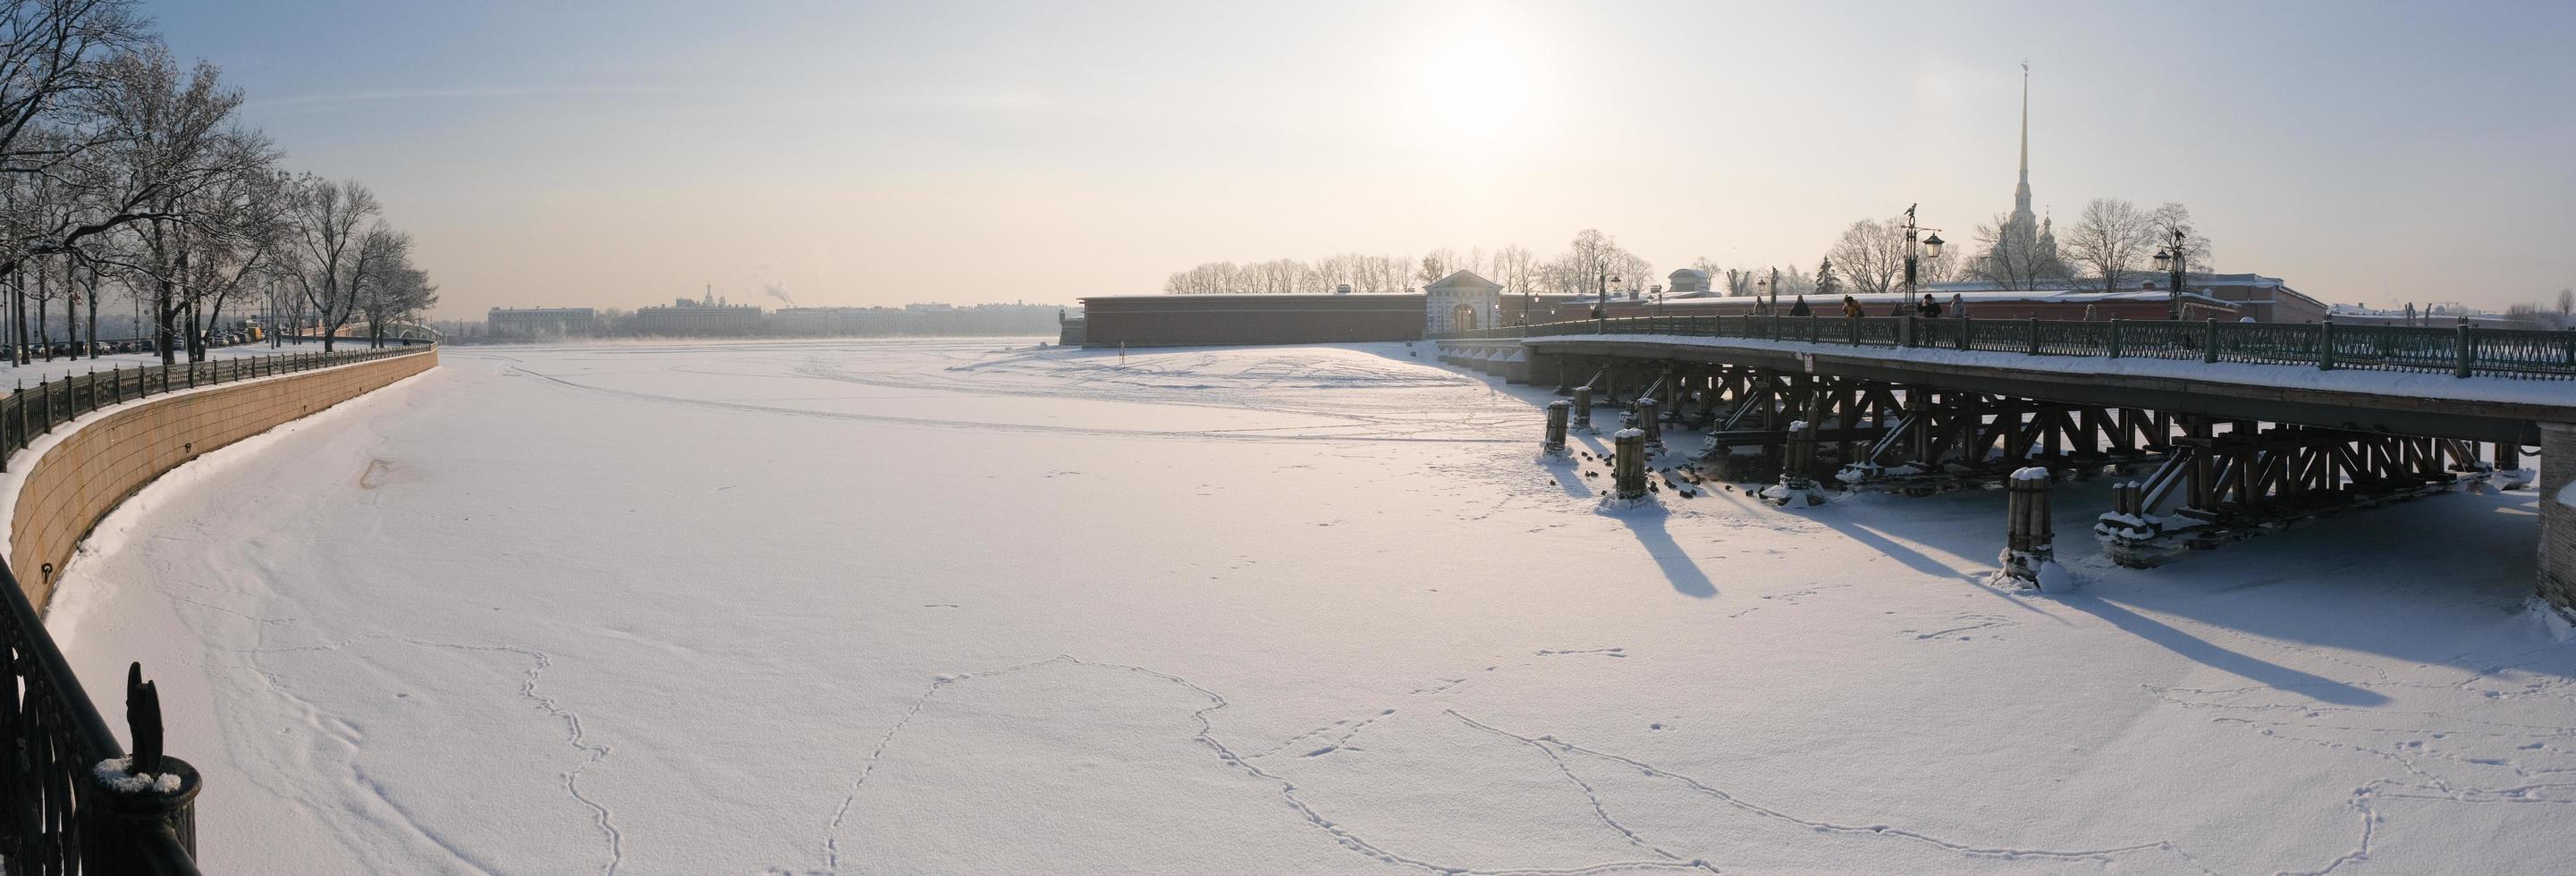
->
(0, 343, 276, 386)
(42, 338, 2576, 874)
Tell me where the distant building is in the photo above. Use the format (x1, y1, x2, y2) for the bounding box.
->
(1596, 287, 2240, 321)
(1915, 274, 2324, 323)
(1077, 293, 1428, 347)
(1667, 268, 1711, 295)
(2133, 274, 2327, 323)
(486, 307, 600, 339)
(638, 292, 763, 335)
(1423, 270, 1502, 334)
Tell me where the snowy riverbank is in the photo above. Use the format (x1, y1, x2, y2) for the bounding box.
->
(42, 338, 2576, 874)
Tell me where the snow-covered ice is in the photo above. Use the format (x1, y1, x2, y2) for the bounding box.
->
(38, 338, 2576, 874)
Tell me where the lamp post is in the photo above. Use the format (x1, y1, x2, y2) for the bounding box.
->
(1652, 284, 1666, 317)
(1594, 272, 1621, 330)
(2151, 229, 2188, 320)
(1901, 203, 1945, 301)
(1755, 277, 1769, 313)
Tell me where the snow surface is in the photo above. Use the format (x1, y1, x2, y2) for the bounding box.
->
(39, 338, 2576, 874)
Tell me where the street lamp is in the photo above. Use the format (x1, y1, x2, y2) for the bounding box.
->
(1593, 272, 1622, 330)
(2151, 229, 2189, 320)
(1902, 203, 1944, 303)
(1652, 284, 1666, 317)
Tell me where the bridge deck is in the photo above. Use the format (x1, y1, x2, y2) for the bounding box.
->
(1489, 331, 2576, 443)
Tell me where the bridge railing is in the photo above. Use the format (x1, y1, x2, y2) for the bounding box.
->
(1484, 315, 2576, 380)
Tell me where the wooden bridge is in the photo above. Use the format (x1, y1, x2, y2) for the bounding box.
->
(1432, 314, 2576, 615)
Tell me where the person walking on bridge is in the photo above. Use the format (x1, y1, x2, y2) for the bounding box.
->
(1950, 293, 1966, 317)
(1917, 293, 1943, 318)
(1788, 295, 1811, 316)
(1840, 295, 1862, 319)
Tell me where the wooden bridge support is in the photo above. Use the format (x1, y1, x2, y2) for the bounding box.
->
(2097, 424, 2510, 567)
(2000, 468, 2057, 589)
(1612, 428, 1649, 501)
(2539, 423, 2576, 616)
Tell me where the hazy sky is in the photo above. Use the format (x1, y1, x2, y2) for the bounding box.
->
(149, 1, 2576, 316)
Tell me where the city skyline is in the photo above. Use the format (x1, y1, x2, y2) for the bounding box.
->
(150, 1, 2576, 316)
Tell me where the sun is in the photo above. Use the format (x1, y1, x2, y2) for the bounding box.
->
(1392, 17, 1556, 166)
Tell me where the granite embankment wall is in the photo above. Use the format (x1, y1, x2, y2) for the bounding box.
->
(7, 350, 437, 609)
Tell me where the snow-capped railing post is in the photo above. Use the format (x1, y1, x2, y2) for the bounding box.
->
(2201, 319, 2219, 364)
(1956, 316, 1972, 350)
(2318, 316, 2336, 371)
(2107, 316, 2124, 358)
(1900, 315, 1916, 348)
(1571, 385, 1592, 431)
(1543, 400, 1570, 455)
(1612, 428, 1649, 500)
(2455, 318, 2474, 378)
(2001, 467, 2057, 589)
(84, 662, 201, 872)
(1636, 397, 1662, 451)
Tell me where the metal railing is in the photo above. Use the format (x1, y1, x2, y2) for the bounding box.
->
(0, 554, 199, 874)
(0, 345, 435, 473)
(1432, 316, 2576, 380)
(0, 342, 434, 872)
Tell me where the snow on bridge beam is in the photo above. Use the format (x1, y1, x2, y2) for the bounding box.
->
(1519, 335, 2561, 445)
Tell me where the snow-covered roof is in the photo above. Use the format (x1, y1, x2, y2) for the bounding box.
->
(1424, 270, 1502, 291)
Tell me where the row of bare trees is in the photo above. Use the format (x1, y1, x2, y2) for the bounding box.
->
(1161, 198, 2213, 307)
(0, 0, 435, 365)
(1163, 232, 1659, 300)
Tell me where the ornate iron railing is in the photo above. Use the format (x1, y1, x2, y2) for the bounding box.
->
(1432, 316, 2576, 380)
(0, 555, 199, 874)
(0, 341, 435, 872)
(2, 345, 436, 473)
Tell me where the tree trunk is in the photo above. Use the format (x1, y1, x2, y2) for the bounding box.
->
(35, 265, 49, 362)
(64, 261, 78, 358)
(84, 261, 98, 359)
(8, 273, 20, 366)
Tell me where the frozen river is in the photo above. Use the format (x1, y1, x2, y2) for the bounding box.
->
(43, 339, 2576, 874)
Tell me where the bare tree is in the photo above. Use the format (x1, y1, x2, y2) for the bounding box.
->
(357, 233, 433, 347)
(1827, 217, 1910, 295)
(77, 49, 274, 364)
(1968, 213, 2063, 291)
(280, 176, 380, 351)
(0, 0, 152, 282)
(173, 164, 287, 361)
(1416, 248, 1452, 286)
(1557, 229, 1630, 297)
(2063, 198, 2156, 292)
(2146, 202, 2213, 274)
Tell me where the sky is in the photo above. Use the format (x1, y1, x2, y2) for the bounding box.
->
(146, 1, 2576, 317)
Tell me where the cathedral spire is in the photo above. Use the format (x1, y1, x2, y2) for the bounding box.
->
(2014, 61, 2031, 215)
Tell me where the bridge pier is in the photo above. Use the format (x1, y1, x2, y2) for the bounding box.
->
(2540, 423, 2576, 617)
